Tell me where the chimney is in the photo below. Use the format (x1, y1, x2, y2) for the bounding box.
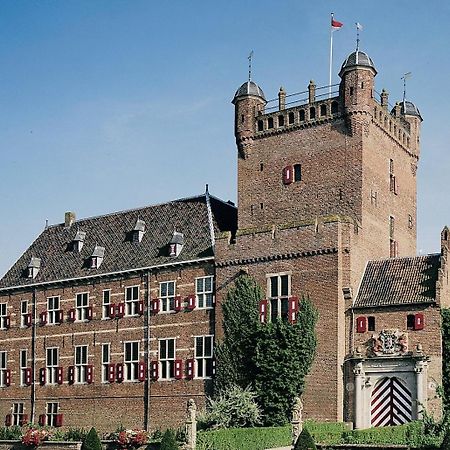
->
(65, 211, 76, 227)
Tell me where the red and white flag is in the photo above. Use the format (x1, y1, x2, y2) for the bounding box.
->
(331, 17, 343, 31)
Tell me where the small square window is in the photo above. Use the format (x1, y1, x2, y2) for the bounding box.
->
(367, 316, 375, 331)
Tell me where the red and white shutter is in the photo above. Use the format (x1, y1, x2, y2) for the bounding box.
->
(259, 299, 268, 324)
(4, 316, 10, 329)
(68, 308, 76, 322)
(187, 295, 196, 311)
(20, 414, 28, 426)
(5, 414, 11, 427)
(138, 361, 146, 382)
(38, 415, 46, 426)
(39, 367, 46, 385)
(174, 295, 182, 312)
(55, 414, 63, 427)
(288, 296, 299, 324)
(108, 304, 116, 319)
(356, 316, 367, 333)
(57, 310, 64, 324)
(25, 313, 32, 327)
(282, 165, 294, 185)
(414, 313, 424, 331)
(150, 361, 159, 381)
(186, 359, 194, 380)
(25, 367, 32, 386)
(212, 357, 216, 377)
(151, 299, 160, 315)
(107, 363, 116, 383)
(86, 365, 93, 384)
(116, 363, 124, 382)
(68, 366, 75, 385)
(40, 311, 48, 326)
(116, 303, 125, 318)
(174, 360, 183, 380)
(138, 300, 144, 316)
(86, 306, 93, 321)
(56, 367, 63, 385)
(5, 369, 11, 387)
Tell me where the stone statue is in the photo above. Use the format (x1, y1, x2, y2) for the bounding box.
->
(291, 396, 303, 445)
(185, 399, 197, 450)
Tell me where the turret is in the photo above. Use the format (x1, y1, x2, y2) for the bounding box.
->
(232, 81, 266, 158)
(400, 100, 422, 155)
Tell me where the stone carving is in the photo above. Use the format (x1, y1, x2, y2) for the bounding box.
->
(372, 330, 408, 356)
(291, 396, 303, 445)
(185, 399, 197, 450)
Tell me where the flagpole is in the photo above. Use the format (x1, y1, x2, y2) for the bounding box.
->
(329, 13, 333, 98)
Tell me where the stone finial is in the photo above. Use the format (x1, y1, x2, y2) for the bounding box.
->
(308, 80, 316, 103)
(278, 86, 286, 111)
(381, 89, 389, 109)
(393, 102, 402, 118)
(291, 396, 303, 446)
(185, 399, 197, 450)
(65, 211, 76, 227)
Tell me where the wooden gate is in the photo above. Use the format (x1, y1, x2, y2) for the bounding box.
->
(370, 376, 412, 427)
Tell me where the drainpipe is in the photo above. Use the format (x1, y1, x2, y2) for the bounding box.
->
(143, 270, 151, 430)
(31, 288, 37, 423)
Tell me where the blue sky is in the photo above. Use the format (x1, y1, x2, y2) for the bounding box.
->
(1, 1, 449, 277)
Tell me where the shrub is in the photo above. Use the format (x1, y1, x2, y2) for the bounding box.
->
(160, 429, 179, 450)
(203, 385, 261, 429)
(196, 426, 291, 450)
(82, 428, 102, 450)
(0, 425, 22, 440)
(303, 420, 348, 445)
(294, 428, 316, 450)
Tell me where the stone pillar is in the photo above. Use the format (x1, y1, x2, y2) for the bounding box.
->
(291, 396, 303, 446)
(278, 87, 286, 111)
(381, 89, 389, 109)
(185, 399, 197, 450)
(415, 360, 426, 419)
(308, 80, 316, 103)
(353, 362, 364, 429)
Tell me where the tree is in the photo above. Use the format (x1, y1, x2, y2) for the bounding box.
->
(294, 428, 317, 450)
(160, 429, 179, 450)
(81, 427, 102, 450)
(254, 297, 318, 425)
(215, 274, 262, 393)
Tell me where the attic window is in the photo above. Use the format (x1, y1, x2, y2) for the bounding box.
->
(90, 245, 105, 269)
(169, 231, 184, 257)
(73, 231, 86, 253)
(132, 219, 146, 243)
(27, 257, 41, 279)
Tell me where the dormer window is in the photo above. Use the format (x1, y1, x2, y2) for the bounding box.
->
(90, 246, 105, 269)
(132, 219, 146, 243)
(73, 231, 86, 253)
(169, 231, 184, 257)
(27, 257, 41, 279)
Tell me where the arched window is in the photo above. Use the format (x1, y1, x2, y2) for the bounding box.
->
(320, 104, 327, 117)
(288, 112, 295, 124)
(299, 110, 305, 121)
(278, 115, 285, 127)
(267, 117, 274, 129)
(309, 107, 316, 120)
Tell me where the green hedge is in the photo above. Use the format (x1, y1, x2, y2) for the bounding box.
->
(304, 421, 348, 445)
(196, 425, 291, 450)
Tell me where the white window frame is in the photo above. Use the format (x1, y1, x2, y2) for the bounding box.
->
(159, 281, 176, 313)
(196, 276, 214, 309)
(46, 347, 59, 385)
(125, 286, 140, 316)
(0, 351, 7, 387)
(102, 290, 111, 319)
(20, 300, 29, 327)
(20, 349, 28, 386)
(159, 338, 175, 380)
(46, 402, 59, 427)
(0, 303, 8, 329)
(124, 341, 139, 382)
(267, 272, 291, 322)
(101, 343, 110, 383)
(74, 345, 88, 384)
(195, 335, 214, 379)
(75, 292, 89, 321)
(47, 296, 60, 325)
(12, 403, 24, 426)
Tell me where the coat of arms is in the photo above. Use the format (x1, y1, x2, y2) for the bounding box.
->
(372, 330, 408, 356)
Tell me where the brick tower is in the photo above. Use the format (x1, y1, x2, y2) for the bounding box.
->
(216, 48, 423, 422)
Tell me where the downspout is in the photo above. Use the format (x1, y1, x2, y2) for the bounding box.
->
(31, 288, 37, 423)
(143, 269, 151, 430)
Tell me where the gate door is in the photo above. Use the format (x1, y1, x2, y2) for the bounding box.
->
(370, 377, 412, 427)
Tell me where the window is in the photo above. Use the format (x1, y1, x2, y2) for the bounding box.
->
(368, 316, 376, 331)
(47, 296, 60, 325)
(101, 344, 110, 383)
(159, 281, 176, 313)
(159, 338, 175, 380)
(320, 104, 327, 117)
(0, 303, 8, 329)
(257, 120, 263, 131)
(309, 107, 316, 119)
(20, 349, 27, 386)
(20, 300, 29, 327)
(350, 87, 354, 96)
(389, 216, 395, 239)
(294, 164, 302, 182)
(196, 276, 214, 309)
(75, 345, 88, 383)
(408, 214, 414, 229)
(331, 101, 339, 114)
(195, 336, 214, 378)
(76, 293, 89, 321)
(124, 342, 139, 381)
(125, 286, 140, 316)
(390, 159, 398, 194)
(12, 403, 24, 426)
(46, 403, 59, 427)
(102, 290, 111, 319)
(267, 117, 274, 129)
(278, 115, 284, 127)
(0, 351, 7, 387)
(390, 239, 398, 258)
(407, 314, 415, 330)
(288, 112, 295, 124)
(268, 274, 290, 322)
(46, 348, 59, 385)
(299, 109, 305, 121)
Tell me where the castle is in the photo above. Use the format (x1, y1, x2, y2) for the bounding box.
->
(0, 47, 448, 431)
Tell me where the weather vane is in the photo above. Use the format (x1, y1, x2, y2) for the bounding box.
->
(401, 72, 412, 102)
(355, 23, 363, 51)
(248, 50, 254, 82)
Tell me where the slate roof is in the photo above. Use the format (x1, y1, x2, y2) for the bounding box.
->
(0, 194, 237, 290)
(354, 254, 440, 308)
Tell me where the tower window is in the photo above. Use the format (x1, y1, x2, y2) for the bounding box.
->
(288, 112, 295, 124)
(367, 316, 375, 331)
(389, 216, 395, 239)
(260, 163, 264, 171)
(257, 120, 264, 131)
(320, 104, 327, 117)
(299, 110, 305, 121)
(361, 81, 364, 89)
(267, 117, 274, 129)
(241, 114, 245, 123)
(294, 164, 302, 182)
(278, 115, 285, 127)
(407, 314, 415, 330)
(309, 107, 316, 119)
(350, 87, 354, 96)
(260, 203, 264, 210)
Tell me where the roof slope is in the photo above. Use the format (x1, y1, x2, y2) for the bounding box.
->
(0, 195, 236, 289)
(354, 254, 440, 308)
